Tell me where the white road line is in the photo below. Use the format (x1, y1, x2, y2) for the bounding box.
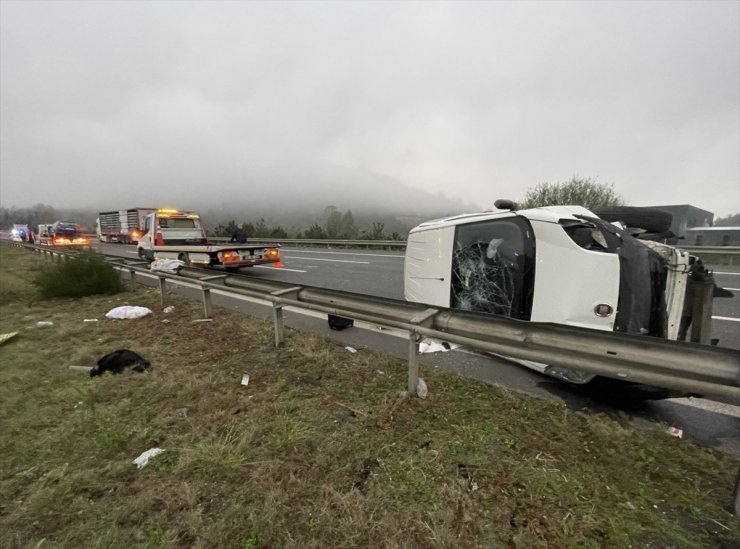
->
(712, 315, 739, 322)
(714, 272, 740, 276)
(283, 256, 369, 264)
(126, 250, 138, 254)
(254, 265, 307, 273)
(283, 249, 405, 259)
(722, 287, 740, 291)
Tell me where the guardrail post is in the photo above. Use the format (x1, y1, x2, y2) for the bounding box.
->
(198, 275, 229, 319)
(269, 287, 303, 347)
(158, 276, 167, 306)
(407, 308, 439, 396)
(408, 331, 421, 393)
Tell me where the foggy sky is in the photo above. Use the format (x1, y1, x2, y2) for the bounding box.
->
(1, 1, 738, 216)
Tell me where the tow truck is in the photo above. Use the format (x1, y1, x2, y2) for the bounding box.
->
(137, 209, 282, 271)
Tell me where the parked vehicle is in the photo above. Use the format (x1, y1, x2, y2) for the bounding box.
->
(48, 221, 90, 248)
(97, 208, 157, 244)
(137, 209, 281, 271)
(11, 224, 30, 242)
(37, 224, 55, 246)
(404, 202, 728, 384)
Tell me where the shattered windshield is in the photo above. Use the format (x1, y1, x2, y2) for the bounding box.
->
(451, 217, 535, 320)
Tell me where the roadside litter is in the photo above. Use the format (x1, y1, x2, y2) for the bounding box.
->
(90, 349, 150, 377)
(241, 372, 250, 386)
(191, 319, 212, 323)
(419, 338, 460, 354)
(345, 346, 358, 353)
(0, 332, 18, 345)
(149, 259, 185, 274)
(105, 306, 152, 320)
(416, 378, 428, 398)
(36, 321, 54, 328)
(328, 314, 354, 331)
(83, 318, 98, 322)
(668, 427, 683, 439)
(69, 365, 93, 373)
(163, 306, 175, 314)
(132, 448, 166, 469)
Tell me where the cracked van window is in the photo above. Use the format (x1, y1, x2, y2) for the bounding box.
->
(451, 217, 535, 320)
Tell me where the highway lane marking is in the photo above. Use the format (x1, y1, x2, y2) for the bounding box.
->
(282, 249, 405, 259)
(255, 265, 307, 273)
(723, 287, 740, 291)
(714, 272, 740, 276)
(283, 256, 369, 264)
(712, 315, 739, 322)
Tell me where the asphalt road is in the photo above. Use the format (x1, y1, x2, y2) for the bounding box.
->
(99, 242, 740, 455)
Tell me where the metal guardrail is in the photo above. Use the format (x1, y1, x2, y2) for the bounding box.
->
(9, 240, 737, 401)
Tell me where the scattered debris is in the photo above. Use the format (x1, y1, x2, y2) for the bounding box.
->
(191, 319, 213, 323)
(69, 365, 93, 373)
(328, 314, 354, 331)
(0, 331, 19, 345)
(668, 426, 683, 439)
(419, 338, 460, 354)
(90, 349, 150, 377)
(83, 318, 98, 322)
(333, 401, 368, 418)
(36, 321, 54, 328)
(105, 306, 152, 320)
(149, 259, 185, 274)
(163, 306, 175, 314)
(176, 407, 188, 418)
(416, 377, 428, 398)
(345, 346, 358, 353)
(241, 372, 250, 386)
(709, 518, 730, 531)
(132, 448, 166, 469)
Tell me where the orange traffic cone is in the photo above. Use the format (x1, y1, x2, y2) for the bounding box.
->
(273, 261, 284, 268)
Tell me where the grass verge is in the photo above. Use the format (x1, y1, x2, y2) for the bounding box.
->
(1, 244, 738, 548)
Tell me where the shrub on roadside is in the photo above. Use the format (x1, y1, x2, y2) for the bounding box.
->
(33, 252, 124, 298)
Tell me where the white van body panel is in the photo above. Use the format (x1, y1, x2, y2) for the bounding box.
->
(404, 225, 456, 306)
(528, 219, 619, 330)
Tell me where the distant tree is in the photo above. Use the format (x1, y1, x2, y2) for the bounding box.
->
(324, 206, 342, 238)
(519, 176, 625, 210)
(339, 210, 357, 238)
(361, 222, 386, 240)
(714, 213, 740, 227)
(303, 223, 327, 239)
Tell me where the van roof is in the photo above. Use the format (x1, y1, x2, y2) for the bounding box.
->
(410, 205, 596, 232)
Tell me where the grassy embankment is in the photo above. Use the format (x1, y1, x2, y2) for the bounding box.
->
(0, 245, 738, 548)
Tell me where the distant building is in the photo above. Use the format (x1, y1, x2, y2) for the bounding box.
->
(652, 204, 714, 244)
(684, 226, 740, 246)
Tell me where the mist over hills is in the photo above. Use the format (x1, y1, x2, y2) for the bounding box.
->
(2, 164, 485, 235)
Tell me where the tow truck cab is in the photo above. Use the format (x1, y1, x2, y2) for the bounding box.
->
(140, 209, 207, 248)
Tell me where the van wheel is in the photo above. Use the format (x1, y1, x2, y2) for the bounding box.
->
(178, 253, 191, 267)
(592, 206, 673, 233)
(137, 247, 148, 260)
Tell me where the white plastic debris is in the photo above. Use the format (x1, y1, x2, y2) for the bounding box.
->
(419, 338, 460, 354)
(416, 378, 428, 399)
(36, 321, 54, 327)
(149, 259, 185, 274)
(668, 427, 683, 439)
(83, 318, 98, 322)
(0, 331, 18, 345)
(163, 306, 175, 314)
(105, 306, 152, 320)
(132, 448, 166, 469)
(241, 372, 250, 386)
(345, 346, 358, 353)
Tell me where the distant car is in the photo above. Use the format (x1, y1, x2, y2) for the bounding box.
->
(404, 202, 728, 385)
(49, 221, 89, 248)
(11, 224, 30, 242)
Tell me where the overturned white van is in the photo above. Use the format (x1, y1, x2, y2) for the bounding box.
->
(404, 202, 721, 384)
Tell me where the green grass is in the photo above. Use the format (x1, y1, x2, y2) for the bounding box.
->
(1, 244, 738, 548)
(32, 251, 124, 299)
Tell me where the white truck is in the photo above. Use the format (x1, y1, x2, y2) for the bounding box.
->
(97, 208, 157, 244)
(404, 202, 728, 385)
(137, 209, 282, 271)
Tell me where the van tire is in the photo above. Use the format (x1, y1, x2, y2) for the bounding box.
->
(178, 253, 191, 267)
(592, 206, 673, 233)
